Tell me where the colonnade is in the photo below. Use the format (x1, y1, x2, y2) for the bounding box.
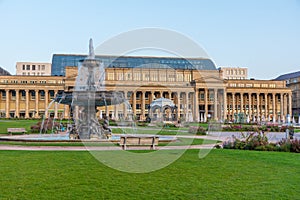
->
(0, 89, 68, 119)
(226, 92, 292, 122)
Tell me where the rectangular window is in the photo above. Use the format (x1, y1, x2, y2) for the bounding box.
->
(200, 93, 205, 100)
(41, 65, 45, 70)
(32, 65, 36, 70)
(160, 73, 166, 81)
(125, 73, 131, 80)
(144, 74, 150, 81)
(49, 90, 55, 99)
(31, 91, 36, 100)
(134, 72, 141, 81)
(184, 74, 191, 82)
(150, 72, 158, 81)
(117, 73, 123, 80)
(136, 93, 141, 100)
(1, 91, 6, 100)
(11, 91, 16, 100)
(22, 65, 25, 70)
(168, 74, 175, 82)
(127, 92, 132, 99)
(40, 91, 45, 100)
(107, 73, 114, 80)
(21, 90, 26, 100)
(176, 74, 183, 81)
(26, 65, 30, 70)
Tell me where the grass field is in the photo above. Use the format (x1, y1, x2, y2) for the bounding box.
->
(0, 149, 299, 199)
(0, 138, 219, 147)
(0, 120, 39, 134)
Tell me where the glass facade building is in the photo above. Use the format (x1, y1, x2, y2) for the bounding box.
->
(51, 54, 217, 76)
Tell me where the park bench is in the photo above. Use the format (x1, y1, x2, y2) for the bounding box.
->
(7, 128, 27, 135)
(119, 136, 159, 150)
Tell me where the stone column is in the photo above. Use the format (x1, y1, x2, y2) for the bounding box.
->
(214, 89, 218, 120)
(264, 93, 268, 119)
(64, 105, 69, 119)
(194, 89, 199, 121)
(160, 91, 163, 98)
(123, 91, 128, 119)
(240, 93, 244, 114)
(45, 90, 48, 118)
(35, 90, 39, 118)
(248, 93, 252, 119)
(280, 93, 283, 120)
(150, 91, 154, 102)
(114, 105, 118, 120)
(15, 89, 19, 118)
(256, 93, 260, 118)
(142, 91, 146, 120)
(283, 94, 287, 117)
(288, 93, 292, 116)
(204, 88, 208, 122)
(185, 92, 189, 121)
(5, 89, 10, 118)
(25, 89, 29, 118)
(168, 91, 172, 99)
(54, 90, 58, 119)
(232, 92, 235, 117)
(133, 91, 136, 116)
(272, 93, 276, 121)
(223, 89, 227, 121)
(177, 91, 181, 120)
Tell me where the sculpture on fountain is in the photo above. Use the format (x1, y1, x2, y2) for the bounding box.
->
(54, 39, 126, 139)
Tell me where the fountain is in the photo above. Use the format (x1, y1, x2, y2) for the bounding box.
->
(54, 39, 126, 140)
(0, 39, 177, 144)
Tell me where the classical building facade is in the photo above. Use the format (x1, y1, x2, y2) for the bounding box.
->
(16, 62, 51, 76)
(219, 67, 248, 80)
(0, 57, 292, 122)
(275, 71, 300, 116)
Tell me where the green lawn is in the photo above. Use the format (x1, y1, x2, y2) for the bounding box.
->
(0, 149, 299, 199)
(0, 120, 39, 134)
(0, 138, 218, 147)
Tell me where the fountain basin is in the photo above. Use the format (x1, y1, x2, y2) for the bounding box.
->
(0, 134, 176, 143)
(54, 91, 125, 106)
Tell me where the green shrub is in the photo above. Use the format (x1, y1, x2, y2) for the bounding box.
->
(188, 126, 206, 135)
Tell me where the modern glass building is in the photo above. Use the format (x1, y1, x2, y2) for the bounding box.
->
(51, 54, 217, 76)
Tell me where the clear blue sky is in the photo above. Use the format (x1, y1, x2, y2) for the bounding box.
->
(0, 0, 299, 79)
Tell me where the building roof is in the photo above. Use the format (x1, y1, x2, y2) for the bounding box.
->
(51, 54, 217, 76)
(274, 71, 300, 80)
(0, 66, 11, 76)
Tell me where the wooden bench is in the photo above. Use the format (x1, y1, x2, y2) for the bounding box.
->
(119, 136, 159, 150)
(7, 128, 27, 135)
